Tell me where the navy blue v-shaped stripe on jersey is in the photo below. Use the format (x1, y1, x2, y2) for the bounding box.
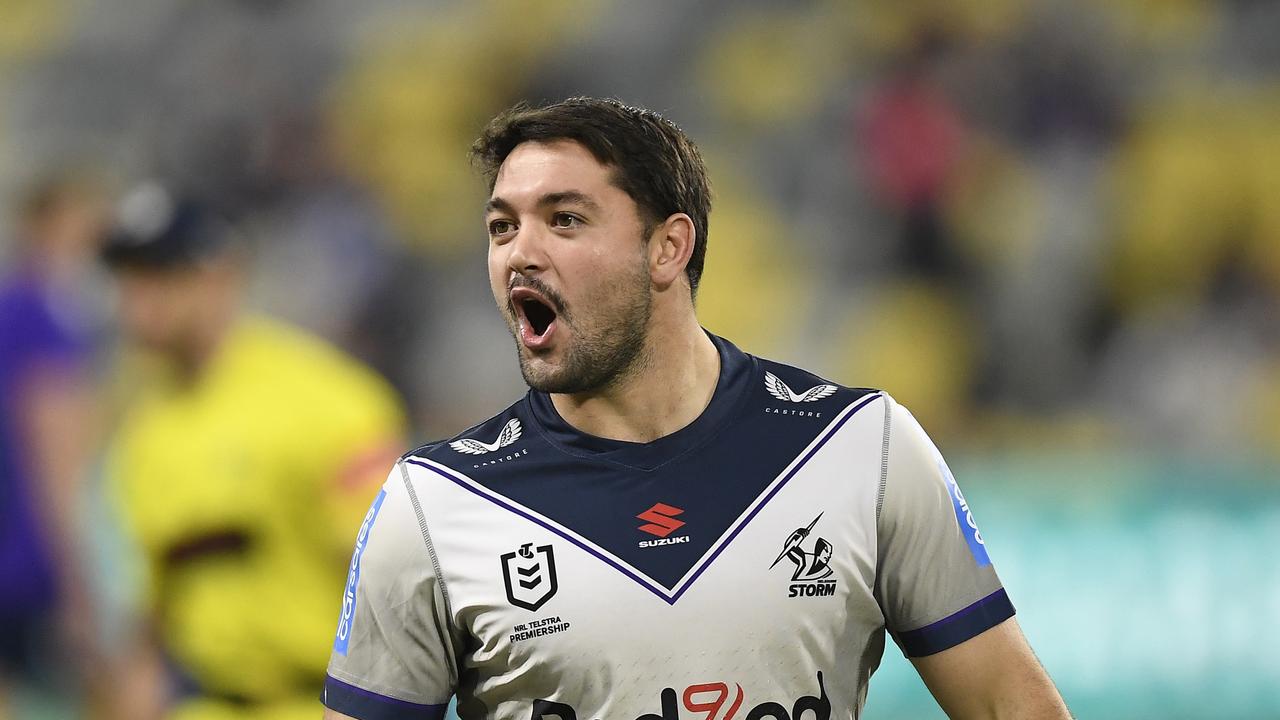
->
(410, 333, 876, 591)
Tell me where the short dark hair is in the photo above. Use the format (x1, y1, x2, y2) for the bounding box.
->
(471, 97, 712, 297)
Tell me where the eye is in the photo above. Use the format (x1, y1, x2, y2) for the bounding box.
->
(488, 218, 516, 238)
(551, 212, 583, 229)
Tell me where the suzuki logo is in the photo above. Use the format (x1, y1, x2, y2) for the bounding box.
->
(637, 503, 686, 538)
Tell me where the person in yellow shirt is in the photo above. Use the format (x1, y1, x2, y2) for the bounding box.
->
(100, 183, 407, 720)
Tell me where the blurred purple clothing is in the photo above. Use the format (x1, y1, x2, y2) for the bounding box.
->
(0, 266, 91, 617)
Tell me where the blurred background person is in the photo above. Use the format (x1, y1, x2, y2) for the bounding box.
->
(0, 171, 107, 718)
(99, 183, 406, 720)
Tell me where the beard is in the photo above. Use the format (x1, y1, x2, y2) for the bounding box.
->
(506, 260, 653, 395)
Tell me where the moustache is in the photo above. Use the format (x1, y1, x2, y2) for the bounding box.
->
(507, 276, 569, 318)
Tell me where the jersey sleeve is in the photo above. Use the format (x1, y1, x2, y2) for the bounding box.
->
(324, 462, 457, 719)
(874, 396, 1014, 657)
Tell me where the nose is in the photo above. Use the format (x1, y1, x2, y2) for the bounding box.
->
(505, 223, 548, 278)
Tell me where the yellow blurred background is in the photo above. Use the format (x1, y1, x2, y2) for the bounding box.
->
(0, 1, 1276, 718)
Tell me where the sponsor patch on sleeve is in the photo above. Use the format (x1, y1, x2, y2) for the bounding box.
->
(334, 488, 387, 654)
(937, 458, 991, 567)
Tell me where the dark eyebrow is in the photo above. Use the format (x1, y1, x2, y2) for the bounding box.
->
(538, 191, 601, 213)
(484, 190, 601, 216)
(484, 196, 515, 215)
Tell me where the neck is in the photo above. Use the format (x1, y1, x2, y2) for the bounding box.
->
(171, 305, 239, 385)
(550, 312, 720, 444)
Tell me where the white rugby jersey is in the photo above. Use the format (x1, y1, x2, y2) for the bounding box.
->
(324, 334, 1012, 720)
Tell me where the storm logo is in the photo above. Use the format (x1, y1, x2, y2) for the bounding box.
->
(771, 513, 837, 598)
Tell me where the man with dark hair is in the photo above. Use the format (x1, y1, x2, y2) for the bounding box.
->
(470, 98, 712, 298)
(322, 97, 1070, 720)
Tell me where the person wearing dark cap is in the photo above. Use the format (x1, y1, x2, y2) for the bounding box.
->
(100, 182, 408, 720)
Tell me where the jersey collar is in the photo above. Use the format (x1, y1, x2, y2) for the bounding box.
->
(524, 331, 756, 470)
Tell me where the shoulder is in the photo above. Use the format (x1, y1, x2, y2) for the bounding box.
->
(402, 399, 527, 470)
(750, 353, 881, 411)
(0, 274, 85, 352)
(343, 464, 437, 587)
(0, 275, 28, 316)
(235, 316, 357, 373)
(235, 316, 401, 406)
(0, 271, 40, 310)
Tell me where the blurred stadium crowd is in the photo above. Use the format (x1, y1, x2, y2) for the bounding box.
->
(0, 0, 1277, 718)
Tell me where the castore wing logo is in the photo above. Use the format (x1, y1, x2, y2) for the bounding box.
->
(764, 372, 837, 403)
(451, 418, 521, 455)
(501, 542, 558, 611)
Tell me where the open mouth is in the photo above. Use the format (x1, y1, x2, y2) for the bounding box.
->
(521, 297, 556, 337)
(510, 286, 560, 346)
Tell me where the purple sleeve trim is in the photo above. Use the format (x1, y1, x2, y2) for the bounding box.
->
(893, 588, 1015, 657)
(321, 674, 448, 720)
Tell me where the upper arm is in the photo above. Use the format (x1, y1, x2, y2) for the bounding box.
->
(875, 397, 1068, 716)
(911, 617, 1070, 719)
(323, 463, 457, 720)
(875, 397, 1012, 656)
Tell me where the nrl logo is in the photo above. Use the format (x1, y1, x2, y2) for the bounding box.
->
(450, 418, 522, 455)
(764, 371, 837, 403)
(501, 542, 558, 611)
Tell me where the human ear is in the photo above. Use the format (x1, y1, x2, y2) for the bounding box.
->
(648, 213, 695, 290)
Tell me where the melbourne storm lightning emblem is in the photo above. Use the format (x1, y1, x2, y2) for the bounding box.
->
(764, 372, 837, 403)
(772, 514, 838, 597)
(450, 418, 521, 455)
